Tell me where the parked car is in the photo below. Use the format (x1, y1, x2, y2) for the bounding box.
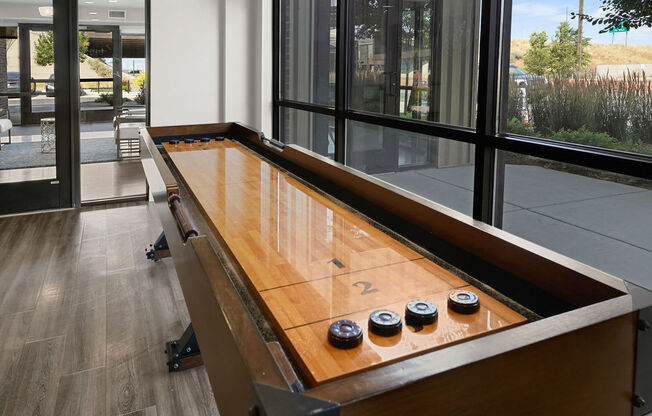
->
(45, 74, 55, 97)
(6, 72, 19, 91)
(509, 65, 547, 87)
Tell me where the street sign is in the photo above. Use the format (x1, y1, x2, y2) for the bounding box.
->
(609, 22, 629, 33)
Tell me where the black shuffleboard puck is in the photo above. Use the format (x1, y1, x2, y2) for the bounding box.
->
(184, 138, 196, 143)
(200, 137, 211, 142)
(448, 290, 480, 314)
(368, 310, 402, 337)
(405, 300, 438, 326)
(168, 139, 179, 144)
(215, 136, 225, 141)
(328, 320, 362, 349)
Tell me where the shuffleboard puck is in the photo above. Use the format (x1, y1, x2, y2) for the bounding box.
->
(169, 139, 179, 144)
(184, 138, 196, 143)
(405, 300, 438, 326)
(200, 137, 211, 142)
(215, 136, 225, 141)
(368, 310, 402, 337)
(328, 320, 362, 349)
(448, 290, 480, 314)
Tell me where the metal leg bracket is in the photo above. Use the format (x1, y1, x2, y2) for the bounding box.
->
(146, 231, 171, 261)
(165, 323, 203, 372)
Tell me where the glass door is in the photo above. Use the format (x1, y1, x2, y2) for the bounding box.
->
(0, 0, 77, 214)
(78, 1, 148, 203)
(348, 0, 436, 173)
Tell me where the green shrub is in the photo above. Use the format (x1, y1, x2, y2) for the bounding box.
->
(627, 73, 652, 146)
(549, 127, 620, 148)
(506, 118, 536, 136)
(135, 86, 146, 105)
(136, 72, 147, 87)
(527, 78, 597, 135)
(94, 93, 133, 105)
(550, 126, 652, 155)
(520, 73, 652, 148)
(591, 76, 630, 142)
(94, 93, 111, 104)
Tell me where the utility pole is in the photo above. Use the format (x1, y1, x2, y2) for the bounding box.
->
(577, 0, 584, 76)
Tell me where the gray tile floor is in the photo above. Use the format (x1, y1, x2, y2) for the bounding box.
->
(0, 203, 218, 416)
(376, 164, 652, 290)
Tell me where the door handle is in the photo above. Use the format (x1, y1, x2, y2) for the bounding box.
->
(390, 72, 398, 96)
(383, 72, 398, 95)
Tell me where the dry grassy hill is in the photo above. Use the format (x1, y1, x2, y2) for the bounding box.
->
(510, 38, 652, 69)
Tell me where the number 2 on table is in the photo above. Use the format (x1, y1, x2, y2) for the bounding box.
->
(353, 281, 379, 296)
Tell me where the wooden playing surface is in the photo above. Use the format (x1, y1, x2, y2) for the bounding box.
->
(162, 139, 526, 385)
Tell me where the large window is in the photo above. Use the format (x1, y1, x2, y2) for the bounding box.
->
(274, 0, 652, 285)
(346, 121, 475, 215)
(349, 0, 479, 128)
(502, 0, 652, 157)
(281, 0, 336, 106)
(280, 107, 334, 158)
(496, 152, 652, 286)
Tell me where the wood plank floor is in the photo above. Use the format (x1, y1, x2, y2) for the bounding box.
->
(0, 202, 218, 416)
(0, 161, 147, 203)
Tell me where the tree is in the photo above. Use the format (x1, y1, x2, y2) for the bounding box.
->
(523, 31, 549, 76)
(549, 22, 590, 78)
(34, 31, 90, 66)
(572, 0, 652, 33)
(522, 22, 590, 78)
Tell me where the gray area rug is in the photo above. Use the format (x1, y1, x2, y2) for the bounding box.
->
(0, 138, 118, 169)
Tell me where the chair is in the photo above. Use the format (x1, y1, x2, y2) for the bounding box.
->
(113, 107, 146, 129)
(0, 108, 12, 151)
(114, 107, 146, 159)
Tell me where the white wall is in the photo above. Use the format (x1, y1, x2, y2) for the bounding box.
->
(150, 0, 272, 137)
(150, 0, 221, 127)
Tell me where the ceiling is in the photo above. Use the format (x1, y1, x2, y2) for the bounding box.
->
(0, 0, 144, 6)
(0, 0, 145, 29)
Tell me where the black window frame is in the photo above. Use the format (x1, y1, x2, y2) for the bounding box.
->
(272, 0, 652, 226)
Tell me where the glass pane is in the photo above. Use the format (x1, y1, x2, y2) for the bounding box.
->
(280, 107, 335, 158)
(496, 151, 652, 287)
(1, 33, 19, 122)
(346, 120, 475, 215)
(502, 0, 652, 157)
(79, 1, 148, 202)
(30, 29, 56, 114)
(281, 0, 336, 106)
(79, 30, 115, 112)
(349, 0, 480, 128)
(0, 2, 58, 183)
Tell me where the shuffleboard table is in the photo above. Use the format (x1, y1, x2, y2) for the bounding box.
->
(141, 122, 652, 416)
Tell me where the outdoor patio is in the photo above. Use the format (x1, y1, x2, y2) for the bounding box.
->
(0, 122, 120, 170)
(376, 164, 652, 290)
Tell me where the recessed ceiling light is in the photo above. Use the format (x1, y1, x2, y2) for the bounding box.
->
(108, 0, 118, 3)
(89, 11, 97, 15)
(84, 1, 95, 4)
(38, 6, 54, 17)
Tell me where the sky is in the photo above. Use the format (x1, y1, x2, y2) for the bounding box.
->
(511, 0, 652, 46)
(105, 58, 146, 72)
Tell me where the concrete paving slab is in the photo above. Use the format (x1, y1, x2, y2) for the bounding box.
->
(503, 209, 652, 289)
(375, 170, 473, 216)
(377, 169, 522, 216)
(416, 166, 474, 190)
(503, 165, 643, 208)
(532, 190, 652, 251)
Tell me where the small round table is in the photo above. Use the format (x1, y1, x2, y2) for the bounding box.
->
(40, 117, 56, 154)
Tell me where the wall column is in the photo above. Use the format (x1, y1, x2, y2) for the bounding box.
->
(0, 39, 8, 116)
